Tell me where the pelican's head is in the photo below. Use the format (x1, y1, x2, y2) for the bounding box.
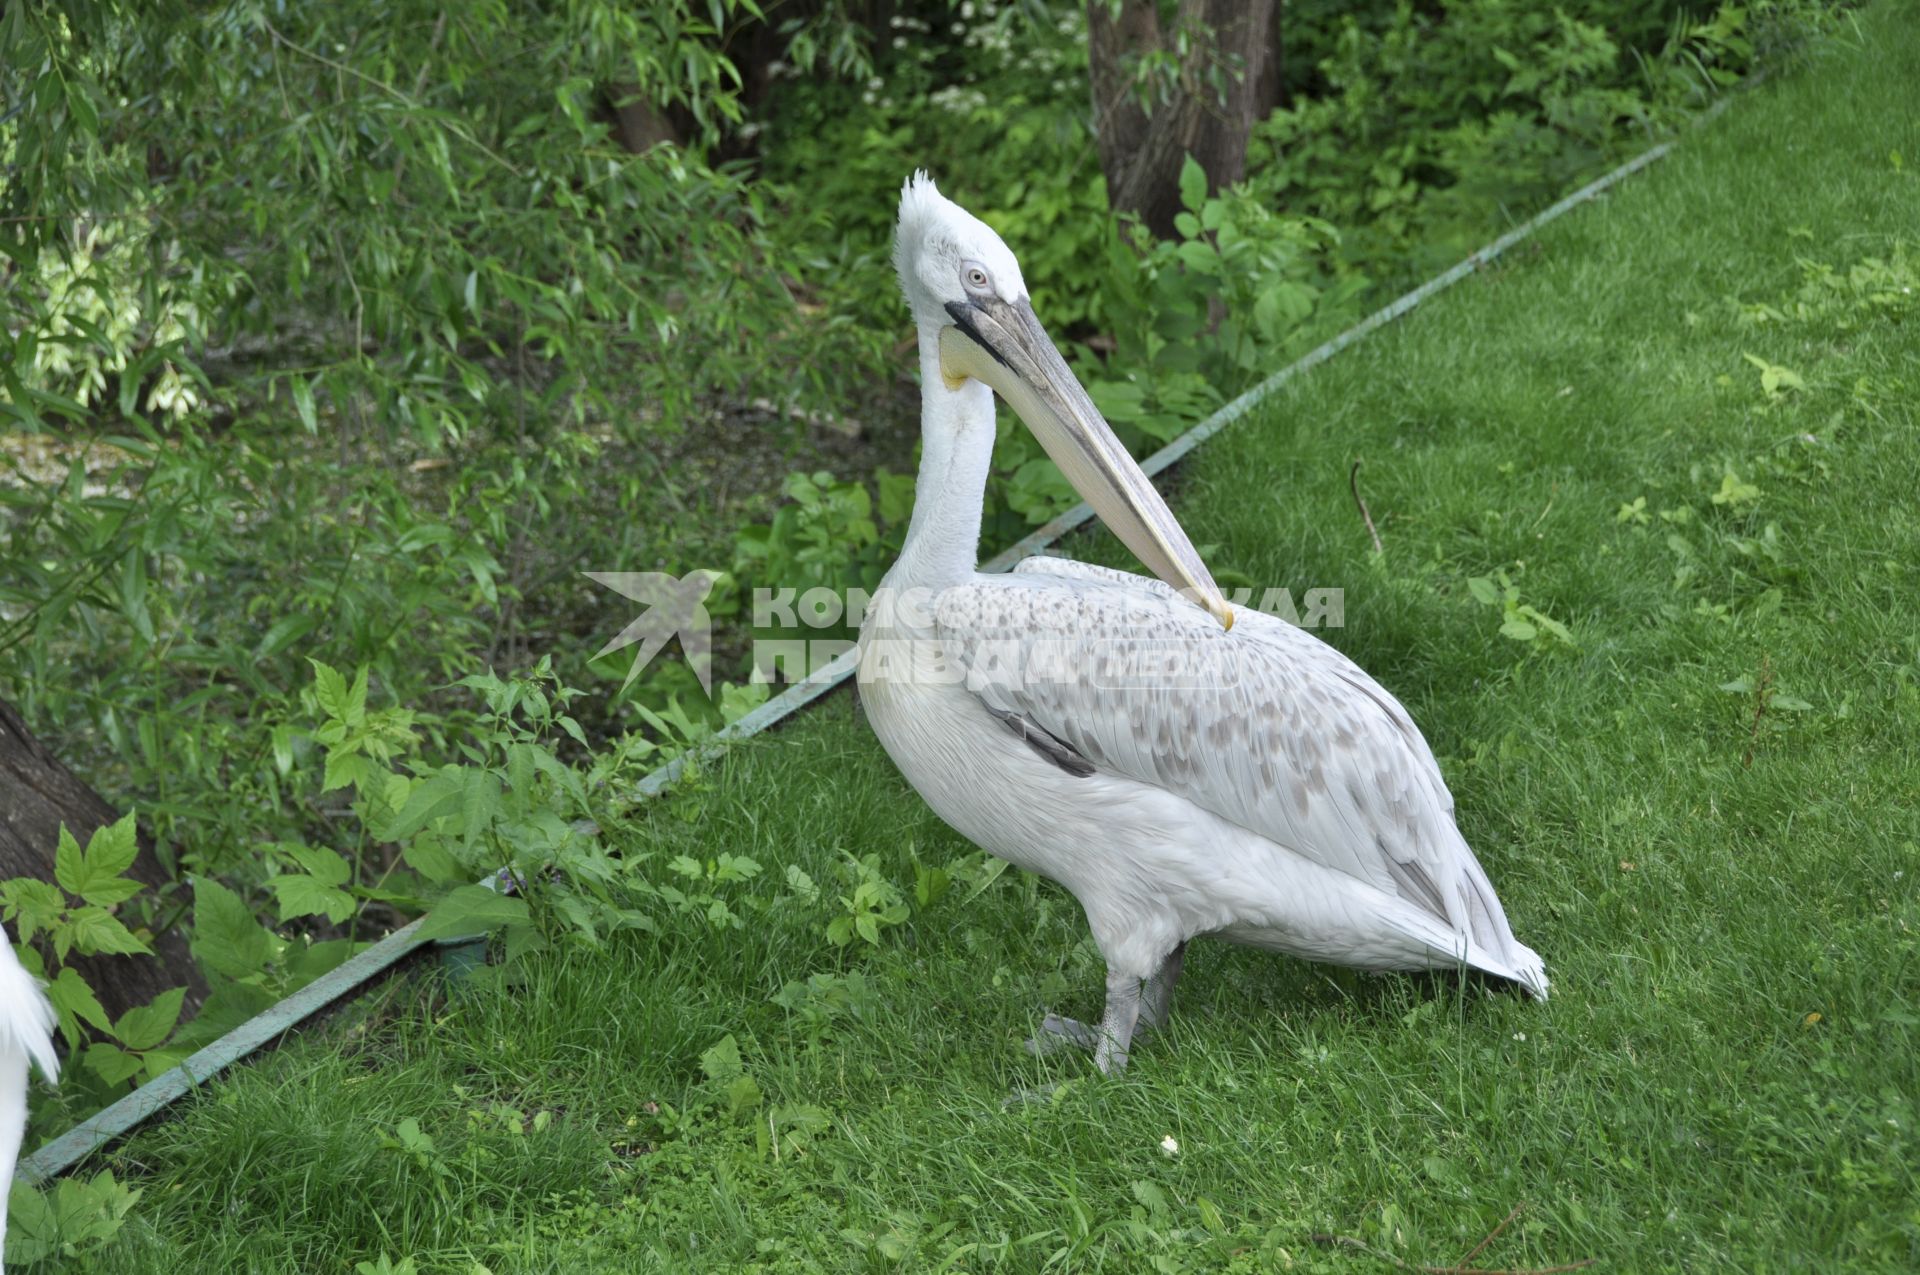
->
(893, 172, 1232, 630)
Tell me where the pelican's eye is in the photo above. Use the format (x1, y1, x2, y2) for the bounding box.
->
(961, 261, 993, 296)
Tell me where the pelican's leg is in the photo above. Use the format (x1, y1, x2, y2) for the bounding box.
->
(1138, 941, 1186, 1032)
(1027, 943, 1185, 1065)
(1090, 967, 1143, 1074)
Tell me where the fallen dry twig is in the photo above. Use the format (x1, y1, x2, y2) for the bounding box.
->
(1349, 459, 1384, 554)
(1311, 1201, 1596, 1275)
(1744, 653, 1775, 769)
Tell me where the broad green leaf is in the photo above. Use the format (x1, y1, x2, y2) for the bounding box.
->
(78, 875, 143, 908)
(82, 1043, 146, 1087)
(86, 811, 140, 875)
(64, 906, 152, 957)
(309, 659, 350, 722)
(699, 1033, 743, 1082)
(291, 375, 317, 432)
(345, 665, 369, 727)
(48, 966, 113, 1041)
(381, 772, 465, 841)
(1500, 615, 1540, 642)
(255, 614, 317, 660)
(168, 982, 275, 1051)
(322, 750, 375, 794)
(4, 878, 66, 944)
(1178, 153, 1207, 215)
(413, 884, 527, 942)
(271, 723, 296, 776)
(289, 938, 367, 984)
(401, 836, 464, 884)
(270, 873, 358, 924)
(461, 768, 502, 849)
(287, 845, 352, 886)
(191, 879, 275, 979)
(60, 814, 142, 905)
(113, 986, 186, 1052)
(53, 824, 85, 897)
(725, 1074, 763, 1119)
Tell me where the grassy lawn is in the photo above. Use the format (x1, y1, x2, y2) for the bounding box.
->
(58, 7, 1918, 1272)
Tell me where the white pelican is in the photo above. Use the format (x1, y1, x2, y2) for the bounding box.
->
(0, 927, 57, 1267)
(857, 175, 1548, 1073)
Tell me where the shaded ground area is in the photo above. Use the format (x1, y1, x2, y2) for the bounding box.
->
(53, 8, 1920, 1272)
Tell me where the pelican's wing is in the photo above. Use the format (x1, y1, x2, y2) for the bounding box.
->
(1014, 554, 1449, 783)
(941, 562, 1538, 981)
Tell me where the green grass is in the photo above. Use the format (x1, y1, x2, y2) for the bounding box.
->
(48, 8, 1920, 1271)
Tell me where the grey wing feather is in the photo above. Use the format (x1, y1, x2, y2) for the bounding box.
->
(942, 559, 1525, 967)
(985, 704, 1096, 777)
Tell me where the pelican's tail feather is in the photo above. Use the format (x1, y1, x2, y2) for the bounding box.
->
(0, 934, 58, 1268)
(1495, 940, 1551, 1001)
(0, 943, 58, 1085)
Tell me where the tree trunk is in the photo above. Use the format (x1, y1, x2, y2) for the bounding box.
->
(0, 699, 204, 1021)
(1252, 1, 1286, 120)
(1086, 0, 1279, 240)
(604, 83, 683, 154)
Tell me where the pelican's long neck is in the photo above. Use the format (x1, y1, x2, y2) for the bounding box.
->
(891, 320, 997, 591)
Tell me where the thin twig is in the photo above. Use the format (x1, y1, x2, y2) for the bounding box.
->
(1310, 1199, 1597, 1275)
(1459, 1203, 1527, 1266)
(1743, 653, 1774, 769)
(1349, 459, 1384, 554)
(1310, 1232, 1596, 1275)
(260, 19, 522, 177)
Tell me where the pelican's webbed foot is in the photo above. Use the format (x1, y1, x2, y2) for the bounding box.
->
(1023, 944, 1186, 1075)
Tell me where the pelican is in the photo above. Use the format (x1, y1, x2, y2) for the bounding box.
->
(0, 926, 57, 1268)
(856, 174, 1547, 1073)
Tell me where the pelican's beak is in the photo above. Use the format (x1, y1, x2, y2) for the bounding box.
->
(939, 296, 1233, 629)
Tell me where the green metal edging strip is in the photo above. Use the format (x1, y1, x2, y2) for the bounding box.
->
(20, 919, 425, 1184)
(20, 100, 1736, 1183)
